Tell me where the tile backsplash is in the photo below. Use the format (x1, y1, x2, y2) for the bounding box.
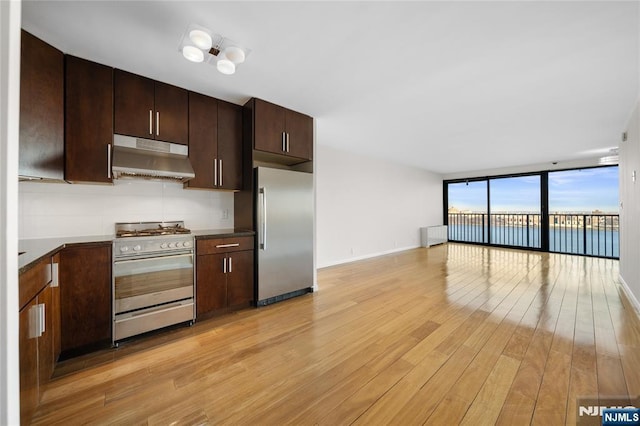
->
(19, 180, 234, 239)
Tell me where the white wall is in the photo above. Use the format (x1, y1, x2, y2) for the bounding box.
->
(19, 180, 234, 239)
(0, 0, 21, 423)
(316, 145, 442, 268)
(619, 100, 640, 312)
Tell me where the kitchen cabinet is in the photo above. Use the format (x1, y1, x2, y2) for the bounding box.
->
(59, 244, 112, 355)
(19, 30, 64, 180)
(250, 98, 313, 161)
(19, 256, 59, 425)
(217, 101, 243, 190)
(114, 69, 188, 145)
(65, 55, 114, 183)
(186, 93, 243, 190)
(196, 236, 254, 318)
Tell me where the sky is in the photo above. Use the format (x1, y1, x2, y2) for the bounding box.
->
(448, 166, 619, 213)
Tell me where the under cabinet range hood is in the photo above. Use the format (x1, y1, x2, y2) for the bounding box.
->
(111, 135, 195, 183)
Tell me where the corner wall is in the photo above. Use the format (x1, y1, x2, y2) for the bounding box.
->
(620, 101, 640, 312)
(316, 145, 442, 268)
(0, 0, 21, 423)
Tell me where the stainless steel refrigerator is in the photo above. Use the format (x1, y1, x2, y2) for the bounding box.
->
(256, 167, 314, 305)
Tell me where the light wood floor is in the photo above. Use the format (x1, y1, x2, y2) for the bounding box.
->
(32, 243, 640, 425)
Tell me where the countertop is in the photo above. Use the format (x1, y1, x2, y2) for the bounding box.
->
(18, 228, 254, 275)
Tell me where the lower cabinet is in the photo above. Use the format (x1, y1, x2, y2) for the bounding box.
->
(59, 243, 112, 355)
(196, 236, 254, 318)
(19, 256, 59, 425)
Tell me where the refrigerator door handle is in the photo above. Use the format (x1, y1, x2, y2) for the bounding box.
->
(259, 187, 267, 250)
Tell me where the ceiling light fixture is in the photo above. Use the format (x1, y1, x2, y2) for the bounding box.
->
(182, 45, 204, 63)
(179, 24, 250, 75)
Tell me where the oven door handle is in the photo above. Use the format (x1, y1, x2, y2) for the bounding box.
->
(114, 252, 193, 264)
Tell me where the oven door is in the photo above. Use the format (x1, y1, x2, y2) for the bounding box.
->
(113, 251, 194, 314)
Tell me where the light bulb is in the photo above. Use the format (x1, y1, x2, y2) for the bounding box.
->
(189, 29, 212, 50)
(217, 59, 235, 75)
(182, 45, 204, 63)
(224, 46, 245, 64)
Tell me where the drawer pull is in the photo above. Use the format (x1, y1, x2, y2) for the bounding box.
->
(215, 243, 240, 248)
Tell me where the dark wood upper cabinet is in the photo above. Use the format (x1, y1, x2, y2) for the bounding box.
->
(285, 109, 314, 160)
(59, 244, 112, 355)
(19, 30, 64, 180)
(186, 92, 217, 189)
(218, 101, 243, 190)
(114, 69, 188, 145)
(65, 55, 114, 183)
(254, 99, 287, 155)
(250, 98, 313, 161)
(186, 93, 242, 191)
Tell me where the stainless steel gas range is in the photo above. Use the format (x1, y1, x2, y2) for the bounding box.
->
(112, 221, 195, 344)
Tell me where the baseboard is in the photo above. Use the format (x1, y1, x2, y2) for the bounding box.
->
(318, 245, 421, 269)
(618, 274, 640, 318)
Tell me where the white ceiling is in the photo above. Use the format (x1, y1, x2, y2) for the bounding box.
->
(22, 1, 639, 174)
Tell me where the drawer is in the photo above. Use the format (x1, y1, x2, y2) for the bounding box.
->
(197, 236, 254, 255)
(114, 300, 194, 341)
(19, 257, 52, 311)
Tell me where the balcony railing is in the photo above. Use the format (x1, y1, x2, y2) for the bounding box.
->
(447, 213, 619, 259)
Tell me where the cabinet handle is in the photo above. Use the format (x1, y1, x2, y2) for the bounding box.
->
(286, 133, 290, 153)
(107, 143, 112, 179)
(223, 257, 227, 274)
(149, 110, 153, 135)
(39, 303, 46, 335)
(215, 243, 240, 248)
(219, 160, 223, 187)
(282, 132, 286, 152)
(51, 262, 59, 288)
(228, 256, 233, 273)
(156, 111, 160, 135)
(214, 158, 218, 186)
(259, 187, 267, 250)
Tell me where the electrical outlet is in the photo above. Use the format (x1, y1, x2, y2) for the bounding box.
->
(221, 209, 229, 220)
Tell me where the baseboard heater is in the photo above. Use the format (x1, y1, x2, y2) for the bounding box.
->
(421, 225, 448, 247)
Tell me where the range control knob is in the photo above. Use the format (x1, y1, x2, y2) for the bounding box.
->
(120, 246, 129, 252)
(133, 245, 141, 251)
(168, 242, 175, 248)
(175, 241, 183, 247)
(160, 243, 168, 249)
(184, 241, 192, 248)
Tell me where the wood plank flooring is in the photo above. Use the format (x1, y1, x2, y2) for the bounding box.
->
(31, 243, 640, 425)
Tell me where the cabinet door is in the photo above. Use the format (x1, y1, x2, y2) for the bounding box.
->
(186, 92, 217, 189)
(154, 81, 189, 145)
(196, 254, 227, 316)
(254, 99, 286, 155)
(218, 101, 243, 190)
(226, 250, 254, 307)
(285, 109, 313, 160)
(114, 70, 155, 139)
(19, 299, 39, 425)
(65, 56, 114, 183)
(38, 285, 55, 384)
(19, 30, 64, 180)
(60, 245, 112, 353)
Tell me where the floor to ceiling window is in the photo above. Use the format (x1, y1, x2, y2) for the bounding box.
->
(548, 167, 619, 257)
(489, 175, 541, 248)
(444, 166, 619, 259)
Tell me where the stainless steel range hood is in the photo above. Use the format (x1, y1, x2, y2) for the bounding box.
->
(111, 135, 195, 183)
